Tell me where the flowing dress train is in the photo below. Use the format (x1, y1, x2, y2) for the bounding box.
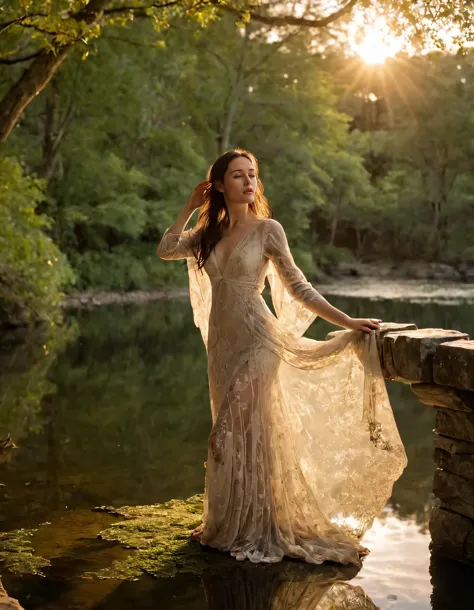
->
(157, 218, 407, 566)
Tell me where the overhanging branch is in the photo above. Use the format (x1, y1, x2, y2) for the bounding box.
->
(222, 0, 360, 28)
(0, 51, 42, 64)
(103, 0, 181, 14)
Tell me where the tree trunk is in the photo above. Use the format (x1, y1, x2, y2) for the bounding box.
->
(217, 25, 250, 154)
(329, 216, 338, 246)
(431, 200, 441, 259)
(220, 96, 240, 154)
(38, 78, 75, 181)
(0, 48, 70, 141)
(355, 227, 366, 259)
(329, 198, 342, 246)
(0, 0, 108, 141)
(40, 79, 59, 180)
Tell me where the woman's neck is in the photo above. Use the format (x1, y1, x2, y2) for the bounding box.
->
(225, 204, 256, 228)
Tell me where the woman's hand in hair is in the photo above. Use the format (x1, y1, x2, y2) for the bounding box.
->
(185, 181, 212, 212)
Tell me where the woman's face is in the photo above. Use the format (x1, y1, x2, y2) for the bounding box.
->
(216, 156, 258, 205)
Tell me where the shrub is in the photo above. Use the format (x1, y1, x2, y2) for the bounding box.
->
(0, 158, 75, 327)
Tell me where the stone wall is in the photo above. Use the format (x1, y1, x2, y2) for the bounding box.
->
(371, 324, 473, 566)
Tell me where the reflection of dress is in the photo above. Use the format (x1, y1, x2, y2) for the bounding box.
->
(201, 562, 379, 610)
(157, 218, 407, 566)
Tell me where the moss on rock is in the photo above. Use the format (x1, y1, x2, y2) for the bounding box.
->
(88, 494, 218, 579)
(0, 528, 50, 575)
(87, 494, 365, 583)
(91, 493, 290, 580)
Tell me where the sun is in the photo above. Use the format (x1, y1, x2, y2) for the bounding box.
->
(351, 16, 405, 65)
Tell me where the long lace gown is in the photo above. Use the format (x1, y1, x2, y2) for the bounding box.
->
(157, 218, 407, 566)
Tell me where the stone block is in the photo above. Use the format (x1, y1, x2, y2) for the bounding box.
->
(434, 468, 474, 520)
(382, 329, 469, 384)
(411, 383, 474, 412)
(433, 339, 474, 392)
(435, 435, 474, 455)
(436, 409, 474, 444)
(429, 506, 474, 562)
(435, 448, 474, 480)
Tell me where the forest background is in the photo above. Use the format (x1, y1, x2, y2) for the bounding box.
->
(1, 1, 474, 327)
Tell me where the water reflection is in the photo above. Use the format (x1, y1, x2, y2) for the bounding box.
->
(4, 560, 378, 610)
(430, 552, 474, 609)
(200, 562, 376, 610)
(0, 300, 210, 529)
(355, 511, 431, 608)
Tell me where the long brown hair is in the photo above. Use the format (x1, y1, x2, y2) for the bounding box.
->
(193, 148, 273, 271)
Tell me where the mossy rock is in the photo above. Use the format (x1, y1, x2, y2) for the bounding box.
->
(0, 528, 50, 576)
(87, 494, 363, 583)
(88, 494, 208, 579)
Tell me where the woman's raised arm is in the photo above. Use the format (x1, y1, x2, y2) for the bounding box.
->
(156, 181, 210, 260)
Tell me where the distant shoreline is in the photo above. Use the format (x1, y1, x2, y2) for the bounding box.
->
(61, 277, 474, 310)
(61, 287, 190, 309)
(61, 259, 474, 309)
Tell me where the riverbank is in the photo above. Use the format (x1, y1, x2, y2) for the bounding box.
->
(329, 260, 474, 283)
(60, 287, 189, 309)
(60, 260, 474, 309)
(61, 278, 474, 310)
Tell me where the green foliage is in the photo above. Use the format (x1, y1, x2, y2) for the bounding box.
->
(315, 244, 355, 271)
(331, 51, 474, 262)
(391, 53, 474, 259)
(0, 158, 75, 327)
(1, 17, 371, 294)
(68, 243, 189, 290)
(1, 1, 474, 65)
(2, 13, 474, 314)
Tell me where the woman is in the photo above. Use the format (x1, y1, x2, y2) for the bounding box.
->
(157, 148, 407, 566)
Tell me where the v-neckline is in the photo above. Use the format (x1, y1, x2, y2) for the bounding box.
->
(213, 220, 265, 277)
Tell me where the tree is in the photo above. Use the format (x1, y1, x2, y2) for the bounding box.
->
(320, 44, 474, 262)
(0, 158, 75, 326)
(1, 15, 375, 291)
(1, 0, 474, 140)
(367, 53, 474, 259)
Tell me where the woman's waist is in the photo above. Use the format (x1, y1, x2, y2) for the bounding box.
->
(211, 276, 265, 293)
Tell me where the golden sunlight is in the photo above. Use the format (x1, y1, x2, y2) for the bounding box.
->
(352, 16, 405, 65)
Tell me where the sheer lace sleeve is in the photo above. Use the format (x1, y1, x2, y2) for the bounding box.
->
(157, 227, 199, 260)
(157, 226, 211, 349)
(264, 219, 325, 314)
